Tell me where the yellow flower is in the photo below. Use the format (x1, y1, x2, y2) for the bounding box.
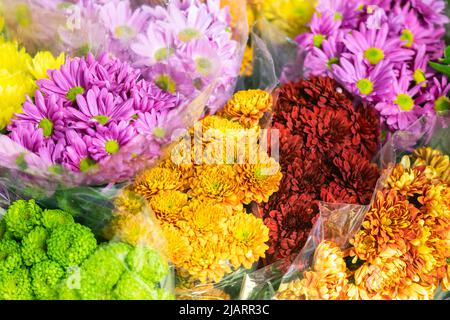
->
(179, 237, 232, 283)
(353, 248, 407, 299)
(240, 46, 253, 77)
(259, 0, 317, 38)
(134, 167, 185, 199)
(189, 165, 243, 207)
(0, 39, 64, 129)
(386, 163, 427, 197)
(352, 190, 420, 262)
(234, 153, 282, 204)
(412, 147, 450, 184)
(162, 224, 193, 266)
(113, 189, 146, 215)
(276, 241, 348, 300)
(227, 212, 269, 269)
(105, 211, 166, 254)
(28, 51, 65, 80)
(149, 190, 189, 224)
(221, 90, 272, 128)
(0, 16, 4, 32)
(181, 198, 231, 236)
(0, 40, 34, 129)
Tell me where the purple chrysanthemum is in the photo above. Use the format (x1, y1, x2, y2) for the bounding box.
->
(418, 76, 450, 114)
(99, 0, 150, 42)
(134, 109, 183, 144)
(316, 0, 361, 29)
(411, 0, 449, 26)
(38, 57, 91, 106)
(131, 79, 181, 113)
(10, 91, 65, 140)
(9, 124, 45, 154)
(332, 56, 395, 101)
(296, 13, 342, 50)
(375, 65, 424, 130)
(342, 23, 414, 66)
(62, 129, 96, 173)
(68, 87, 134, 129)
(305, 36, 343, 77)
(89, 121, 136, 162)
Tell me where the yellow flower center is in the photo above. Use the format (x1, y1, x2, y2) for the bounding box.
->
(435, 96, 450, 113)
(327, 57, 339, 69)
(79, 157, 96, 172)
(38, 118, 54, 137)
(105, 140, 120, 155)
(153, 127, 166, 138)
(400, 29, 414, 47)
(92, 115, 109, 125)
(413, 69, 427, 87)
(154, 48, 174, 62)
(356, 78, 374, 95)
(66, 86, 85, 102)
(178, 28, 201, 42)
(313, 34, 326, 48)
(155, 74, 176, 94)
(364, 47, 385, 65)
(195, 57, 213, 76)
(394, 93, 414, 111)
(114, 25, 136, 40)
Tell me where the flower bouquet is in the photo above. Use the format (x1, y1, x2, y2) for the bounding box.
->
(105, 89, 283, 299)
(0, 0, 247, 233)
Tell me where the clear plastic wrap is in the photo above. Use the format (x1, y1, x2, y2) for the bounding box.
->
(0, 187, 174, 300)
(240, 114, 450, 300)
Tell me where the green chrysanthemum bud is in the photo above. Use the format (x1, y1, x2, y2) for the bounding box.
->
(4, 200, 43, 239)
(126, 246, 169, 284)
(21, 227, 49, 266)
(41, 209, 74, 230)
(31, 260, 65, 300)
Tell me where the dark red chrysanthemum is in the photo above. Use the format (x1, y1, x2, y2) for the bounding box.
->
(261, 76, 380, 266)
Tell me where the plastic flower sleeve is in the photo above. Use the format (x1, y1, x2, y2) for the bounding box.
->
(0, 188, 175, 300)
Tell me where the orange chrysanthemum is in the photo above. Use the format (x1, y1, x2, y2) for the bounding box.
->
(234, 154, 282, 204)
(221, 90, 273, 128)
(351, 190, 420, 262)
(228, 212, 269, 269)
(386, 162, 427, 197)
(189, 165, 243, 207)
(149, 190, 189, 224)
(134, 167, 185, 199)
(276, 241, 348, 300)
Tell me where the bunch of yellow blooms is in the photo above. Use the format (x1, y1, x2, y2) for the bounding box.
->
(0, 36, 64, 129)
(276, 147, 450, 300)
(109, 90, 282, 288)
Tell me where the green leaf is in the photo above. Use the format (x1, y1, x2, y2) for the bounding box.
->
(444, 46, 450, 64)
(429, 61, 450, 76)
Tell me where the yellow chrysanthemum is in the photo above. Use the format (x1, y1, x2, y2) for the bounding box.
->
(221, 90, 273, 128)
(0, 39, 64, 129)
(276, 241, 348, 300)
(180, 238, 232, 283)
(386, 162, 427, 197)
(189, 165, 243, 207)
(28, 51, 65, 80)
(412, 147, 450, 184)
(149, 190, 189, 225)
(0, 40, 34, 129)
(227, 212, 269, 269)
(259, 0, 317, 38)
(134, 167, 185, 199)
(181, 198, 231, 236)
(353, 248, 407, 299)
(234, 154, 282, 204)
(162, 224, 193, 266)
(105, 211, 166, 254)
(113, 189, 146, 215)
